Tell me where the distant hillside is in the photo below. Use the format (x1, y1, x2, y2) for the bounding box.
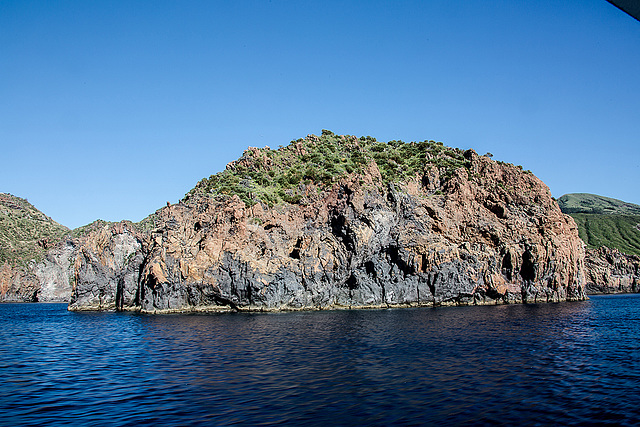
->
(0, 193, 70, 268)
(558, 193, 640, 256)
(558, 193, 640, 215)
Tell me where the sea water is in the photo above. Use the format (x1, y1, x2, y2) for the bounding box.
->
(1, 295, 639, 426)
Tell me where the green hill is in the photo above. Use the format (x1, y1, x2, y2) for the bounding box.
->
(558, 193, 640, 256)
(185, 130, 476, 207)
(557, 193, 640, 215)
(0, 193, 70, 268)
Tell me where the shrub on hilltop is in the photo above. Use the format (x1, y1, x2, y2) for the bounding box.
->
(185, 130, 471, 207)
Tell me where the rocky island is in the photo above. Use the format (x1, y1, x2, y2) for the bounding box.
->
(63, 131, 586, 312)
(2, 132, 591, 310)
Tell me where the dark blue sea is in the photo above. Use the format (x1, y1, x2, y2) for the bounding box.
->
(1, 295, 639, 426)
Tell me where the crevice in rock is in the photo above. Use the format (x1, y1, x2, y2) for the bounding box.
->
(289, 237, 303, 259)
(427, 274, 435, 298)
(346, 274, 358, 290)
(338, 184, 353, 201)
(521, 250, 536, 282)
(146, 272, 159, 290)
(425, 206, 439, 221)
(421, 173, 431, 189)
(486, 202, 506, 219)
(115, 277, 124, 311)
(386, 184, 397, 208)
(421, 254, 429, 273)
(381, 280, 387, 304)
(482, 230, 501, 247)
(502, 252, 513, 281)
(385, 246, 412, 276)
(212, 293, 240, 312)
(364, 260, 376, 278)
(134, 252, 152, 307)
(330, 213, 355, 252)
(486, 287, 504, 301)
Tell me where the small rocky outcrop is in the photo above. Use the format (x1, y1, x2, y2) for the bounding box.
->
(584, 246, 639, 294)
(68, 137, 587, 313)
(69, 222, 146, 310)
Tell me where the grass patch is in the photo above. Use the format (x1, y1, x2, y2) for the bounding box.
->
(185, 130, 470, 207)
(0, 194, 70, 267)
(559, 193, 640, 215)
(569, 213, 640, 256)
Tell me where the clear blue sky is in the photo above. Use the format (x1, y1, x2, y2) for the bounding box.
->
(1, 0, 639, 229)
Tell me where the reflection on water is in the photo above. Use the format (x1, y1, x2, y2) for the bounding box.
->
(1, 296, 639, 426)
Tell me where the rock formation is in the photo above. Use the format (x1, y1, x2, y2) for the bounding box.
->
(584, 246, 639, 294)
(0, 193, 72, 302)
(70, 221, 145, 310)
(1, 236, 85, 303)
(68, 136, 587, 312)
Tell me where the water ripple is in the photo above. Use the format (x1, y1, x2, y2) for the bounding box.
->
(1, 296, 640, 426)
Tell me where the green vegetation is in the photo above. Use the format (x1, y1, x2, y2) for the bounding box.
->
(185, 130, 471, 207)
(558, 193, 640, 215)
(0, 192, 164, 272)
(570, 213, 640, 256)
(558, 193, 640, 256)
(134, 213, 159, 233)
(69, 219, 112, 238)
(0, 194, 70, 267)
(67, 214, 160, 237)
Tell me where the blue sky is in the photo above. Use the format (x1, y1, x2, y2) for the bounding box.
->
(1, 0, 639, 229)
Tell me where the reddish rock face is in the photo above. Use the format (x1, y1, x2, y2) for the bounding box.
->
(584, 247, 639, 294)
(69, 149, 587, 313)
(0, 262, 40, 302)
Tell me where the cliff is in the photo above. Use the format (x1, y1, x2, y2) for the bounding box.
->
(584, 246, 639, 294)
(0, 193, 72, 302)
(68, 133, 586, 312)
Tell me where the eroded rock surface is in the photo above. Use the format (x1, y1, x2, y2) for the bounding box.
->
(68, 222, 145, 311)
(0, 240, 78, 303)
(69, 149, 587, 312)
(584, 246, 639, 294)
(34, 240, 77, 302)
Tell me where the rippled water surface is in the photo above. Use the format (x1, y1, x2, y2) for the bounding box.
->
(1, 295, 640, 426)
